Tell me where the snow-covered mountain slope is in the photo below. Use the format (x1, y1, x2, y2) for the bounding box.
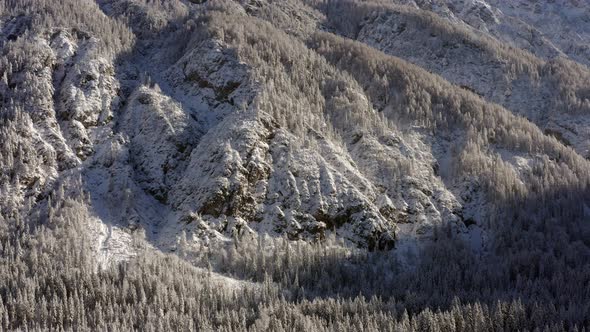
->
(397, 0, 590, 66)
(316, 0, 590, 157)
(1, 0, 590, 263)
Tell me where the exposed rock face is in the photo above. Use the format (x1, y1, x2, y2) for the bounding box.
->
(54, 32, 121, 160)
(120, 86, 195, 203)
(171, 111, 401, 249)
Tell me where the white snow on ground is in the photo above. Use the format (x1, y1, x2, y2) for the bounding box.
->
(87, 216, 136, 269)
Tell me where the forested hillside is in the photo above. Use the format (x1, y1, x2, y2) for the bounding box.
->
(1, 0, 589, 330)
